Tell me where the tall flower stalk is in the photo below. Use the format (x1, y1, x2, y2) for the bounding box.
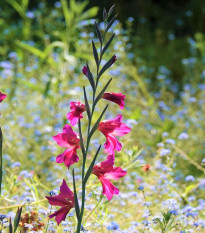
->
(47, 6, 131, 232)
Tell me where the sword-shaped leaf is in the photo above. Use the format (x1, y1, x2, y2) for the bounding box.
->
(14, 207, 22, 233)
(95, 22, 103, 45)
(78, 120, 85, 156)
(101, 34, 115, 59)
(89, 104, 108, 139)
(72, 169, 80, 220)
(94, 78, 112, 106)
(92, 40, 99, 68)
(105, 14, 117, 33)
(103, 8, 107, 21)
(9, 218, 13, 233)
(97, 55, 116, 80)
(108, 5, 115, 18)
(83, 87, 91, 120)
(84, 145, 101, 184)
(86, 64, 95, 91)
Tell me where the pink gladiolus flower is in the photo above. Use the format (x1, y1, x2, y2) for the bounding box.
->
(46, 179, 74, 225)
(82, 66, 88, 76)
(92, 154, 127, 200)
(0, 92, 7, 103)
(67, 101, 86, 126)
(98, 114, 131, 154)
(103, 92, 125, 109)
(53, 124, 80, 168)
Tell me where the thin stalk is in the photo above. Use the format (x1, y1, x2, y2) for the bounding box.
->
(83, 196, 102, 224)
(45, 206, 52, 233)
(0, 128, 3, 196)
(0, 198, 47, 210)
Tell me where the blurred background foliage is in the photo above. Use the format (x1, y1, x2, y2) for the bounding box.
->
(1, 0, 205, 88)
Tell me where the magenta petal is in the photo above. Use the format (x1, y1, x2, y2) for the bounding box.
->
(53, 125, 79, 147)
(103, 92, 125, 109)
(53, 134, 70, 148)
(46, 194, 68, 207)
(104, 134, 122, 154)
(113, 123, 131, 136)
(49, 206, 70, 225)
(63, 148, 79, 168)
(104, 167, 127, 180)
(56, 153, 64, 163)
(67, 112, 78, 126)
(100, 178, 119, 201)
(67, 112, 83, 126)
(62, 124, 78, 137)
(60, 179, 74, 199)
(100, 154, 115, 169)
(0, 92, 7, 103)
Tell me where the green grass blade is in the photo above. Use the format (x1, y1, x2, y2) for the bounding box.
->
(72, 169, 80, 220)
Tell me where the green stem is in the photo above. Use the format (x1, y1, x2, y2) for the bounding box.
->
(0, 127, 3, 196)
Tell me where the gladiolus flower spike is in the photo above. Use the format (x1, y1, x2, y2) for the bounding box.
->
(48, 6, 131, 231)
(46, 179, 75, 225)
(53, 124, 80, 168)
(98, 114, 131, 154)
(92, 154, 127, 200)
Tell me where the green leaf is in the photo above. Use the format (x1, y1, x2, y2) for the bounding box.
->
(94, 78, 112, 106)
(86, 64, 96, 91)
(108, 5, 115, 18)
(78, 120, 85, 156)
(103, 8, 107, 21)
(184, 184, 198, 196)
(61, 0, 72, 28)
(83, 87, 91, 120)
(15, 41, 45, 59)
(9, 217, 13, 233)
(14, 207, 22, 233)
(97, 55, 116, 80)
(84, 145, 101, 184)
(72, 169, 80, 220)
(0, 127, 2, 195)
(95, 22, 103, 45)
(101, 34, 115, 58)
(105, 14, 117, 33)
(89, 104, 108, 139)
(92, 40, 99, 68)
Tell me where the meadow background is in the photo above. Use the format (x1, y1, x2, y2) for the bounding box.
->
(0, 0, 205, 232)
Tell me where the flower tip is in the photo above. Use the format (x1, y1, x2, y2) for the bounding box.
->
(112, 55, 117, 65)
(82, 66, 88, 76)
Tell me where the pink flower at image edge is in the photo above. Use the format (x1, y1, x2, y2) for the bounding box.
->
(0, 92, 7, 103)
(46, 179, 74, 225)
(53, 124, 80, 168)
(67, 101, 86, 126)
(103, 92, 126, 109)
(92, 154, 127, 200)
(98, 114, 131, 154)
